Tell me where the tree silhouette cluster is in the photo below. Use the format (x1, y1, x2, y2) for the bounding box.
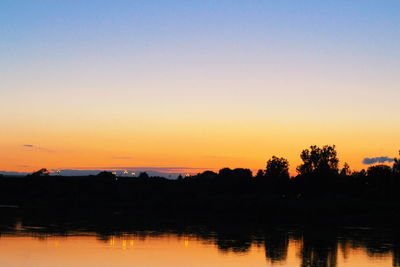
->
(1, 145, 400, 224)
(189, 145, 400, 201)
(296, 145, 339, 176)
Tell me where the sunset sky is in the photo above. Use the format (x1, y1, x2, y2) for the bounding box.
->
(1, 1, 400, 174)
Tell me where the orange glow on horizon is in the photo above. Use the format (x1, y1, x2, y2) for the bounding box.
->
(1, 116, 399, 175)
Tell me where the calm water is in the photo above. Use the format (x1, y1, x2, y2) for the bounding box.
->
(0, 224, 399, 267)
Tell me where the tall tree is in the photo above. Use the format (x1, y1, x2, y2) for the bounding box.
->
(296, 145, 339, 176)
(265, 156, 290, 180)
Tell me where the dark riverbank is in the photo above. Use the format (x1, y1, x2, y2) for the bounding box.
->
(1, 170, 400, 266)
(1, 173, 400, 227)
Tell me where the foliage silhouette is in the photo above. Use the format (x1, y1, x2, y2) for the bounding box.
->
(255, 169, 264, 179)
(1, 145, 400, 227)
(339, 162, 351, 176)
(138, 172, 149, 179)
(97, 171, 116, 178)
(393, 151, 400, 174)
(29, 168, 50, 177)
(265, 156, 290, 181)
(367, 165, 392, 177)
(297, 145, 339, 176)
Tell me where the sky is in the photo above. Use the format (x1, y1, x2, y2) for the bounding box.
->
(1, 0, 400, 175)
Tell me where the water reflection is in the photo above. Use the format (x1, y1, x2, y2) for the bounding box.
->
(0, 215, 399, 266)
(264, 231, 289, 263)
(300, 229, 338, 267)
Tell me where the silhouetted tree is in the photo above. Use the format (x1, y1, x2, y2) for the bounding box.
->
(218, 168, 232, 177)
(177, 174, 183, 180)
(365, 165, 393, 196)
(96, 171, 116, 179)
(217, 168, 252, 182)
(197, 170, 217, 180)
(139, 172, 149, 179)
(393, 151, 400, 174)
(231, 168, 252, 179)
(352, 169, 366, 178)
(340, 162, 351, 176)
(265, 156, 289, 180)
(297, 145, 339, 176)
(255, 169, 264, 179)
(30, 168, 50, 177)
(367, 165, 392, 177)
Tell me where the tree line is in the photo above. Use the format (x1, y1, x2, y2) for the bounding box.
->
(24, 145, 400, 201)
(177, 145, 400, 201)
(192, 145, 399, 181)
(2, 145, 400, 224)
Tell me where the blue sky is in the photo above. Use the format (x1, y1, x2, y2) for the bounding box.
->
(1, 1, 400, 173)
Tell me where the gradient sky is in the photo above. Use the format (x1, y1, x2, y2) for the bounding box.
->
(1, 0, 400, 174)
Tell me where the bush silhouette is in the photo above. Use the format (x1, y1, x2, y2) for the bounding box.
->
(30, 168, 50, 177)
(139, 172, 149, 179)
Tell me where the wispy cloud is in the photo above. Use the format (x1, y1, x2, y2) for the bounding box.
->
(112, 157, 132, 160)
(47, 167, 213, 179)
(17, 164, 30, 168)
(22, 144, 50, 152)
(68, 166, 212, 174)
(362, 156, 395, 165)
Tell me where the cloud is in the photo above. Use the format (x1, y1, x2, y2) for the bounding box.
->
(22, 144, 50, 151)
(48, 168, 195, 179)
(17, 164, 30, 168)
(62, 166, 213, 178)
(112, 157, 132, 160)
(75, 166, 210, 172)
(362, 156, 395, 165)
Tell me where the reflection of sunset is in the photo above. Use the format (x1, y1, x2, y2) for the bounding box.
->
(0, 234, 392, 267)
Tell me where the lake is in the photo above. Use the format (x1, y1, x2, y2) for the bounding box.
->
(0, 222, 398, 267)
